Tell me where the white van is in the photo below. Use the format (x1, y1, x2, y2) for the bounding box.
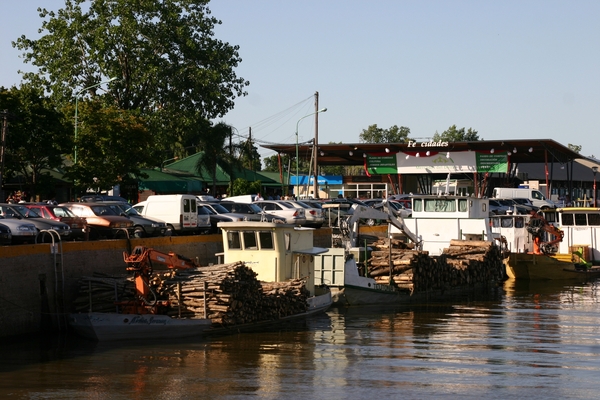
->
(133, 194, 199, 234)
(492, 187, 556, 209)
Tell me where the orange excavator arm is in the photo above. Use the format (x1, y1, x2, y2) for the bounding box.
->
(119, 246, 201, 314)
(526, 212, 564, 255)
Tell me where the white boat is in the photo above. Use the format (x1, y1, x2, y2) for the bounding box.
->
(491, 207, 600, 280)
(69, 313, 212, 341)
(314, 195, 503, 306)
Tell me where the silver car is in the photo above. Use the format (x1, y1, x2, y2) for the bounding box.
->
(8, 204, 72, 240)
(287, 200, 324, 228)
(0, 205, 39, 243)
(253, 200, 307, 226)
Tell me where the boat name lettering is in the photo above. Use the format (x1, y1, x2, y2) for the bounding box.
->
(129, 316, 169, 325)
(373, 283, 397, 292)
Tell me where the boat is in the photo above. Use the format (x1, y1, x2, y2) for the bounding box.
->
(491, 207, 600, 280)
(70, 222, 332, 341)
(313, 195, 505, 306)
(217, 221, 332, 313)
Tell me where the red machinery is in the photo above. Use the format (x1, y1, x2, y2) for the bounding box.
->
(526, 212, 564, 255)
(119, 246, 200, 314)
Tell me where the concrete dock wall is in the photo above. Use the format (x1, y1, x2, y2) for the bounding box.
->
(0, 229, 333, 339)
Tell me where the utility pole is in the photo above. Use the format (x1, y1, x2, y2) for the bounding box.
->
(0, 110, 8, 202)
(313, 92, 320, 198)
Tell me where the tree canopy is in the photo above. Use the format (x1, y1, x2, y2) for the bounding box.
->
(432, 125, 480, 142)
(359, 124, 411, 143)
(13, 0, 249, 159)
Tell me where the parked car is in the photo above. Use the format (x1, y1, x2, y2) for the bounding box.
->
(102, 202, 170, 237)
(80, 194, 129, 203)
(133, 195, 199, 235)
(303, 200, 348, 227)
(196, 204, 216, 234)
(9, 204, 72, 241)
(286, 200, 324, 228)
(488, 199, 511, 215)
(511, 197, 540, 213)
(253, 200, 307, 226)
(25, 203, 88, 240)
(198, 202, 246, 234)
(362, 199, 412, 218)
(60, 202, 134, 239)
(0, 206, 37, 244)
(219, 202, 286, 223)
(0, 222, 12, 245)
(495, 198, 531, 215)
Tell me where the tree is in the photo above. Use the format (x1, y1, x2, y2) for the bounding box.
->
(568, 143, 582, 153)
(433, 125, 480, 142)
(0, 85, 71, 200)
(67, 100, 154, 194)
(195, 122, 240, 195)
(359, 124, 411, 143)
(239, 138, 261, 171)
(13, 0, 249, 160)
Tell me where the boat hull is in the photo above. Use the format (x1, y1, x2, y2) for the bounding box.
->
(505, 253, 600, 280)
(69, 313, 212, 341)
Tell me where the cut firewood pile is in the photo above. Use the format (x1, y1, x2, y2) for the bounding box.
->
(72, 261, 311, 327)
(367, 238, 505, 292)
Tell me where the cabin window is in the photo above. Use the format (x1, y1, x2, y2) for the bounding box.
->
(413, 199, 422, 212)
(285, 233, 291, 251)
(458, 199, 468, 212)
(243, 231, 258, 250)
(259, 231, 274, 249)
(588, 213, 600, 226)
(515, 217, 524, 228)
(227, 232, 241, 249)
(424, 199, 456, 212)
(575, 214, 588, 226)
(561, 213, 574, 226)
(491, 217, 500, 228)
(501, 218, 514, 228)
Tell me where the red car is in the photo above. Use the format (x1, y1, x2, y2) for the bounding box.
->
(25, 204, 89, 240)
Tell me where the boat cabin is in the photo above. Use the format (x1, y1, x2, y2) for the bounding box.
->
(218, 221, 327, 296)
(543, 207, 600, 262)
(399, 195, 494, 256)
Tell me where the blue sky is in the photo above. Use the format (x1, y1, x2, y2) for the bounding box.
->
(2, 0, 599, 162)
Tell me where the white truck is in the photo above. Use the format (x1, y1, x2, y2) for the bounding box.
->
(492, 187, 556, 209)
(133, 194, 200, 234)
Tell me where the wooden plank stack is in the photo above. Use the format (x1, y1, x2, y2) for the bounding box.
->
(72, 262, 311, 327)
(366, 239, 504, 293)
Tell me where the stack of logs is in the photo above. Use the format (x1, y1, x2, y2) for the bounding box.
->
(73, 261, 311, 327)
(367, 239, 504, 292)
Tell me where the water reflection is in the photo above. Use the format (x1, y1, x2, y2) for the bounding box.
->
(1, 281, 600, 398)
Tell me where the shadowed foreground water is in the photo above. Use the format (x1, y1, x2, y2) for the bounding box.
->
(1, 279, 600, 399)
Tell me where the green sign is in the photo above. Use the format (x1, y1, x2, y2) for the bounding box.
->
(366, 154, 397, 174)
(476, 153, 508, 173)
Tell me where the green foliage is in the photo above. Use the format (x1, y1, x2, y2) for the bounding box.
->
(568, 143, 582, 153)
(13, 0, 249, 165)
(231, 178, 261, 196)
(0, 84, 71, 199)
(239, 139, 262, 171)
(433, 125, 480, 142)
(67, 100, 153, 193)
(359, 124, 411, 143)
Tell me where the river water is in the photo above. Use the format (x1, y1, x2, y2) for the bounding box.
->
(2, 279, 600, 399)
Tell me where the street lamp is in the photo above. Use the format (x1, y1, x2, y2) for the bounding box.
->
(74, 77, 118, 164)
(295, 108, 327, 198)
(593, 166, 598, 207)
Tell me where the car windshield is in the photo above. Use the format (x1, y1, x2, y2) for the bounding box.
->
(51, 206, 77, 218)
(210, 203, 230, 213)
(118, 204, 140, 216)
(90, 205, 119, 216)
(0, 205, 23, 218)
(247, 204, 262, 213)
(498, 199, 515, 206)
(11, 205, 42, 218)
(198, 206, 213, 215)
